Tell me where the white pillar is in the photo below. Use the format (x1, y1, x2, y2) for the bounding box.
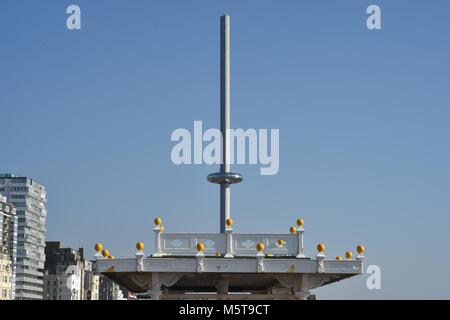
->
(316, 252, 325, 273)
(296, 226, 305, 258)
(224, 226, 234, 258)
(256, 251, 265, 273)
(196, 251, 205, 273)
(152, 225, 163, 257)
(136, 251, 145, 272)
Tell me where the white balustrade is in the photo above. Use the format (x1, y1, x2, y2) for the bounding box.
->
(156, 232, 300, 257)
(233, 234, 298, 256)
(160, 233, 226, 256)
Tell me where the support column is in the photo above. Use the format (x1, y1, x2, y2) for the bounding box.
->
(149, 273, 162, 300)
(216, 276, 230, 299)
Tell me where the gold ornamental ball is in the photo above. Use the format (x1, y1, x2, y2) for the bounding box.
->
(154, 217, 162, 226)
(136, 242, 145, 251)
(277, 239, 286, 246)
(296, 219, 304, 227)
(317, 243, 326, 253)
(357, 245, 365, 254)
(102, 249, 109, 258)
(95, 243, 102, 253)
(345, 251, 353, 260)
(196, 242, 205, 252)
(336, 256, 342, 261)
(256, 243, 265, 252)
(289, 226, 297, 234)
(226, 218, 234, 227)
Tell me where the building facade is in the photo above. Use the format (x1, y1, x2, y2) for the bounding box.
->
(83, 260, 100, 300)
(99, 275, 127, 300)
(43, 242, 99, 300)
(0, 194, 18, 299)
(0, 174, 47, 300)
(0, 252, 13, 300)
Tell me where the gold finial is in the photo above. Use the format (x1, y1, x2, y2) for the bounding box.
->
(296, 219, 304, 227)
(256, 243, 265, 252)
(289, 226, 297, 234)
(102, 249, 109, 258)
(136, 242, 145, 251)
(196, 242, 205, 252)
(336, 256, 342, 261)
(345, 251, 353, 260)
(95, 243, 102, 253)
(154, 217, 162, 226)
(225, 218, 234, 227)
(357, 245, 365, 254)
(277, 239, 286, 246)
(317, 243, 325, 253)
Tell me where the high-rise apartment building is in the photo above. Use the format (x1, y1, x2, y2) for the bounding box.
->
(0, 194, 18, 299)
(0, 174, 47, 300)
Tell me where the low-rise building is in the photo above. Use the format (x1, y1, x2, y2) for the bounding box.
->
(83, 260, 99, 300)
(43, 242, 99, 300)
(0, 252, 13, 300)
(99, 275, 127, 300)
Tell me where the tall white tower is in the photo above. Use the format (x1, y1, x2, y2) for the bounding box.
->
(207, 15, 243, 233)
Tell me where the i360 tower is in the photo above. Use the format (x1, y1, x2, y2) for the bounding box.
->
(207, 15, 243, 233)
(94, 15, 366, 300)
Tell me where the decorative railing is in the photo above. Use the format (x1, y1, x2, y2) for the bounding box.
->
(93, 217, 366, 275)
(233, 234, 298, 256)
(151, 218, 306, 258)
(161, 233, 226, 256)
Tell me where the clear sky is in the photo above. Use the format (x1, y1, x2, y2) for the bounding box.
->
(1, 0, 449, 299)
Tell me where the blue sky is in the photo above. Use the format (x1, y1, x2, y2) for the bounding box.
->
(1, 0, 449, 299)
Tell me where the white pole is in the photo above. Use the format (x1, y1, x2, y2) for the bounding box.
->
(220, 15, 231, 233)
